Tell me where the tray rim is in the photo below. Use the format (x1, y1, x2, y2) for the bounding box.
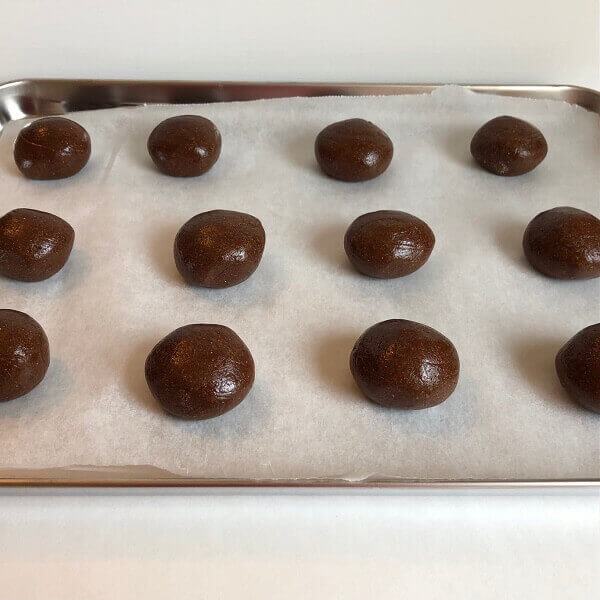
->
(1, 477, 599, 490)
(0, 79, 598, 490)
(1, 80, 599, 126)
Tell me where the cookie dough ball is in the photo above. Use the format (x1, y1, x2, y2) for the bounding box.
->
(470, 115, 547, 176)
(344, 210, 435, 278)
(523, 207, 600, 279)
(14, 117, 91, 180)
(174, 210, 265, 288)
(350, 319, 459, 409)
(315, 118, 393, 182)
(0, 208, 75, 282)
(0, 310, 50, 402)
(147, 115, 222, 177)
(145, 324, 255, 420)
(555, 324, 600, 413)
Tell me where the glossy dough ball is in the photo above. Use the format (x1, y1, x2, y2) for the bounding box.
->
(147, 115, 222, 177)
(523, 207, 600, 279)
(14, 117, 91, 180)
(350, 319, 460, 409)
(0, 310, 50, 402)
(315, 118, 393, 182)
(555, 324, 600, 413)
(0, 209, 75, 282)
(174, 210, 265, 288)
(344, 210, 435, 278)
(145, 324, 255, 420)
(470, 115, 547, 176)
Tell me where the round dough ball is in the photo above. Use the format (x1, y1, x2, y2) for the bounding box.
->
(555, 324, 600, 413)
(147, 115, 221, 177)
(174, 210, 265, 288)
(0, 310, 50, 402)
(314, 118, 393, 182)
(14, 117, 91, 180)
(344, 210, 435, 278)
(470, 115, 547, 176)
(350, 319, 459, 409)
(0, 208, 75, 282)
(145, 324, 255, 420)
(523, 206, 600, 279)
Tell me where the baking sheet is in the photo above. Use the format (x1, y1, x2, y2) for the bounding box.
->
(0, 85, 598, 480)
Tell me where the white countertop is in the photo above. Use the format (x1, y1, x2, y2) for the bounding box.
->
(0, 1, 598, 597)
(0, 490, 599, 599)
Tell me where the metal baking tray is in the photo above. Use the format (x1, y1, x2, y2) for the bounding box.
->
(0, 79, 598, 490)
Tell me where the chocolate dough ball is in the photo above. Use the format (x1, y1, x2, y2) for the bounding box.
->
(555, 324, 600, 413)
(0, 209, 75, 282)
(174, 210, 265, 288)
(344, 210, 435, 278)
(315, 118, 393, 182)
(14, 117, 91, 180)
(523, 206, 600, 279)
(523, 207, 600, 279)
(470, 115, 547, 176)
(147, 115, 222, 177)
(0, 310, 50, 402)
(350, 319, 460, 409)
(145, 324, 255, 420)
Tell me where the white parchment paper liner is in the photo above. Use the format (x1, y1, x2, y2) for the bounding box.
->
(0, 86, 598, 480)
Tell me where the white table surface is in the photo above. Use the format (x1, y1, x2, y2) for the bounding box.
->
(0, 490, 598, 599)
(0, 1, 598, 597)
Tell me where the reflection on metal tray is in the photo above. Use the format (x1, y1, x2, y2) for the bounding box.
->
(0, 79, 598, 490)
(1, 80, 599, 131)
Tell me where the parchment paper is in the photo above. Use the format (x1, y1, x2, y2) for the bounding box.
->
(0, 86, 598, 480)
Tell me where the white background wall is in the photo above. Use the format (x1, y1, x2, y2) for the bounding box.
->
(0, 0, 597, 87)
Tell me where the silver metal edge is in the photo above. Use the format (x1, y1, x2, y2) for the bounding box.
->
(1, 81, 599, 128)
(0, 79, 598, 489)
(0, 477, 599, 489)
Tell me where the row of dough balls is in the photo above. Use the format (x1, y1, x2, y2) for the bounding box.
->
(1, 310, 599, 416)
(1, 205, 599, 285)
(12, 112, 547, 181)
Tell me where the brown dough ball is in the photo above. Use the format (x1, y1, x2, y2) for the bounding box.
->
(147, 115, 222, 177)
(470, 115, 547, 176)
(314, 118, 393, 182)
(0, 209, 75, 282)
(350, 319, 460, 409)
(344, 210, 435, 278)
(14, 117, 91, 180)
(145, 324, 255, 420)
(555, 324, 600, 413)
(174, 210, 265, 288)
(523, 207, 600, 279)
(0, 310, 50, 402)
